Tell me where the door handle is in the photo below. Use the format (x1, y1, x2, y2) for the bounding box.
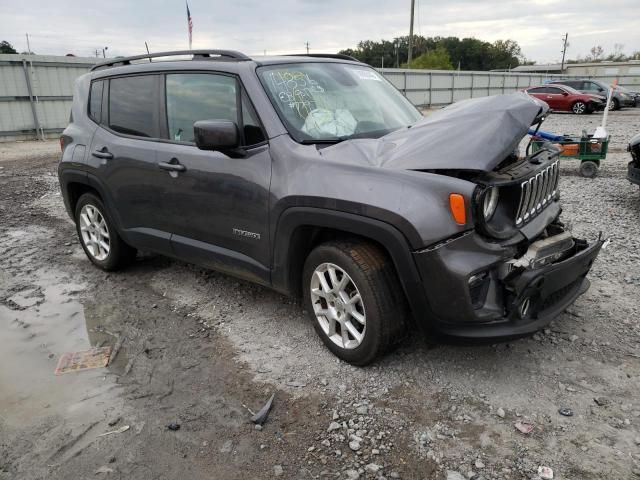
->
(92, 148, 113, 160)
(158, 160, 186, 172)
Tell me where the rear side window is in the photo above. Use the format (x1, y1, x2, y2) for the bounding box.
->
(109, 75, 159, 138)
(89, 80, 104, 123)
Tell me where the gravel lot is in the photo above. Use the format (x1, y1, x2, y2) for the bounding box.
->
(1, 108, 639, 480)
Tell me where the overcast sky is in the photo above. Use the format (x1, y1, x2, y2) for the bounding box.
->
(1, 0, 638, 64)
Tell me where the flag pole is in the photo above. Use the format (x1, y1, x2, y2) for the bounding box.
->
(186, 1, 193, 50)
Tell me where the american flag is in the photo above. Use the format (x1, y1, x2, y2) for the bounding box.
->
(186, 1, 193, 50)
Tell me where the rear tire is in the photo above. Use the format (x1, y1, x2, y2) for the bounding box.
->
(302, 240, 406, 366)
(572, 101, 587, 115)
(75, 193, 136, 271)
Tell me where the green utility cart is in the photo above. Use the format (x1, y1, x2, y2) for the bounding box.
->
(527, 134, 610, 178)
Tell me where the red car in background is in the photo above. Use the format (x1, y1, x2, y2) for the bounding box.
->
(524, 84, 606, 114)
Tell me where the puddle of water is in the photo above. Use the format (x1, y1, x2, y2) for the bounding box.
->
(0, 268, 125, 428)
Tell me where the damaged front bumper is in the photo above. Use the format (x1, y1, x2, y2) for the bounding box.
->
(414, 229, 604, 338)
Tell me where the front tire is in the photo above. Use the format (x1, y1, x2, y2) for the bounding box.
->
(75, 193, 136, 271)
(302, 240, 406, 366)
(609, 98, 620, 111)
(572, 101, 587, 114)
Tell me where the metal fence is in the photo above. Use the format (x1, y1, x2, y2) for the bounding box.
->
(380, 68, 640, 107)
(1, 54, 639, 142)
(0, 54, 95, 142)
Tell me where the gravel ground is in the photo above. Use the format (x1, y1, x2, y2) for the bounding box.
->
(1, 108, 639, 480)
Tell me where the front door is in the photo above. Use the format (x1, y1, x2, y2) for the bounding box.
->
(155, 72, 272, 285)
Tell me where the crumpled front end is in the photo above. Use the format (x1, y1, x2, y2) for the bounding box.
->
(411, 136, 604, 337)
(413, 225, 604, 337)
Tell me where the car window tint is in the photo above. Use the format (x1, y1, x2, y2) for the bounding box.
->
(109, 75, 159, 137)
(527, 87, 546, 93)
(583, 82, 600, 91)
(547, 87, 563, 94)
(165, 73, 238, 143)
(241, 91, 266, 146)
(89, 80, 104, 123)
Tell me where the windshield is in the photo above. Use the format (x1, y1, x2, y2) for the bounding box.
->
(257, 63, 422, 142)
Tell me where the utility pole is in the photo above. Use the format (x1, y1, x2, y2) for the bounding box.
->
(25, 33, 32, 54)
(408, 0, 415, 65)
(560, 33, 568, 73)
(395, 41, 399, 68)
(305, 41, 310, 55)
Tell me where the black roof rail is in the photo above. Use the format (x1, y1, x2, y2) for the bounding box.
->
(91, 50, 250, 71)
(284, 53, 362, 63)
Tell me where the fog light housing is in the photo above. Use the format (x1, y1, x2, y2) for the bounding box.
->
(468, 271, 490, 309)
(519, 297, 531, 318)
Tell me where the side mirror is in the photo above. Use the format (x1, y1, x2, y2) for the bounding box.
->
(562, 91, 569, 96)
(194, 120, 244, 156)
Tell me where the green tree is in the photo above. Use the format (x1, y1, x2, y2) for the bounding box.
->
(339, 35, 523, 70)
(405, 46, 453, 70)
(0, 41, 18, 54)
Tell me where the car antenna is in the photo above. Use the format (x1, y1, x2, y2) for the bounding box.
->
(145, 42, 152, 62)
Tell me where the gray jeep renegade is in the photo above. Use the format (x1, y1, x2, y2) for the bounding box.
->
(58, 50, 604, 365)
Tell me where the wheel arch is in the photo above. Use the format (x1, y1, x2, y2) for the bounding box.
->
(271, 207, 431, 322)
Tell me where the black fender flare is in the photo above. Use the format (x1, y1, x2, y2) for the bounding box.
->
(58, 169, 126, 239)
(271, 207, 431, 321)
(57, 167, 88, 220)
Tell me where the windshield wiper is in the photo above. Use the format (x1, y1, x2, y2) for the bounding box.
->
(299, 138, 346, 145)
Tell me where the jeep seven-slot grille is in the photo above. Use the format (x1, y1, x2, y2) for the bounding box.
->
(515, 160, 560, 226)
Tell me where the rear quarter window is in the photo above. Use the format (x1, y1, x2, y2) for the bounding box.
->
(88, 80, 104, 123)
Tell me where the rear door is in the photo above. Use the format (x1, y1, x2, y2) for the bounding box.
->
(526, 87, 549, 103)
(87, 74, 172, 253)
(155, 72, 272, 284)
(542, 86, 566, 110)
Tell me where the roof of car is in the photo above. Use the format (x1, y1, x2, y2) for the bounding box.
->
(90, 50, 362, 73)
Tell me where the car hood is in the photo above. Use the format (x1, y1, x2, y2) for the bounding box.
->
(319, 92, 548, 172)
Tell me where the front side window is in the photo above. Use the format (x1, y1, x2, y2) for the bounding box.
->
(547, 87, 564, 94)
(165, 73, 237, 143)
(164, 73, 265, 146)
(258, 63, 422, 142)
(109, 75, 159, 137)
(583, 82, 602, 92)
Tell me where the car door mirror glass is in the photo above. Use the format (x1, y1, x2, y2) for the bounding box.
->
(194, 120, 246, 158)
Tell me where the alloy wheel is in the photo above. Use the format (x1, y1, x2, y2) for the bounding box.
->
(79, 204, 110, 261)
(572, 102, 586, 114)
(309, 263, 366, 349)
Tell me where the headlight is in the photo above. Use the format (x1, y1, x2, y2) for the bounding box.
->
(482, 187, 499, 221)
